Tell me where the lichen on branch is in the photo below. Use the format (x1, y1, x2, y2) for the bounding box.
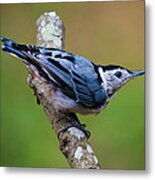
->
(27, 11, 101, 169)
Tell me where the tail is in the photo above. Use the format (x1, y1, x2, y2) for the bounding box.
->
(0, 37, 31, 63)
(0, 37, 58, 81)
(0, 37, 49, 77)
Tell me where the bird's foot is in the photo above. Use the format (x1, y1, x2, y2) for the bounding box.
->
(57, 122, 90, 139)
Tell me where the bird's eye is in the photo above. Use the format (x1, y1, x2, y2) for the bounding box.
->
(115, 71, 122, 78)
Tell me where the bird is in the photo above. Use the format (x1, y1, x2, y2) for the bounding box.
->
(0, 37, 144, 116)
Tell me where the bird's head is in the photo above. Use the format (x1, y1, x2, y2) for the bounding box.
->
(98, 65, 144, 98)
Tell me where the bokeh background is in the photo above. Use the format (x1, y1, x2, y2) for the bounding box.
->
(0, 1, 144, 169)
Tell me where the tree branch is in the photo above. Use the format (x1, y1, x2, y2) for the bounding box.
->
(27, 11, 101, 169)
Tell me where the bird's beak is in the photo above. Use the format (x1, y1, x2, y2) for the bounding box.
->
(130, 70, 145, 78)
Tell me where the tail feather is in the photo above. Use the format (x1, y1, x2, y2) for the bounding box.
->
(0, 37, 30, 63)
(0, 37, 53, 81)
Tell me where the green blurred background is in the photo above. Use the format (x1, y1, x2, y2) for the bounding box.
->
(0, 1, 144, 169)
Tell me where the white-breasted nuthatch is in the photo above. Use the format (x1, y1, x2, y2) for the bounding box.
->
(0, 37, 144, 115)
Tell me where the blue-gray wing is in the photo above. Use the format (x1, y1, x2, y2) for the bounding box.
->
(2, 39, 107, 108)
(34, 48, 107, 108)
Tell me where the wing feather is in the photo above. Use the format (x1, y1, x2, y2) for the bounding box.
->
(7, 42, 106, 108)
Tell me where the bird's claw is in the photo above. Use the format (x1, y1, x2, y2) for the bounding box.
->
(57, 123, 91, 139)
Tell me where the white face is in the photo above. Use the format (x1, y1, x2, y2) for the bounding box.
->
(100, 67, 132, 97)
